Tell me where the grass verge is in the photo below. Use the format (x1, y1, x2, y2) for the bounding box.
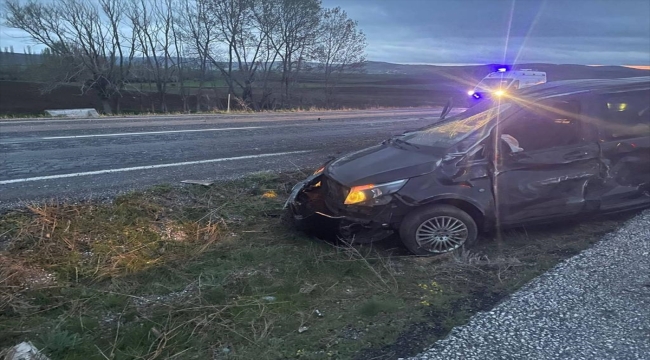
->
(0, 171, 634, 359)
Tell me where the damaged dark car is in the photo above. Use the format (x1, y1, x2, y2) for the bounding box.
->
(286, 77, 650, 255)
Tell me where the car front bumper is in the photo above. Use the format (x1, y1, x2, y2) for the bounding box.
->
(284, 175, 404, 243)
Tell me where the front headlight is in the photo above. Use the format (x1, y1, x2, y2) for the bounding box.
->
(344, 179, 407, 205)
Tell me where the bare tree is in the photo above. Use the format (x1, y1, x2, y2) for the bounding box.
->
(265, 0, 321, 106)
(204, 0, 277, 109)
(168, 0, 189, 112)
(180, 0, 217, 112)
(206, 0, 244, 97)
(3, 0, 136, 114)
(127, 0, 177, 112)
(4, 0, 368, 113)
(251, 0, 282, 109)
(314, 7, 366, 105)
(101, 0, 138, 113)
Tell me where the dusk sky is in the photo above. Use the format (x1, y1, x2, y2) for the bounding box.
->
(320, 0, 650, 66)
(1, 0, 649, 66)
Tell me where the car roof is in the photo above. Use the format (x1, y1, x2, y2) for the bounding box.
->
(516, 76, 650, 99)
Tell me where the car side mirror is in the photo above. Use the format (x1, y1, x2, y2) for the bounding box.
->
(493, 138, 511, 157)
(509, 151, 528, 161)
(495, 138, 527, 165)
(500, 134, 524, 153)
(504, 143, 534, 164)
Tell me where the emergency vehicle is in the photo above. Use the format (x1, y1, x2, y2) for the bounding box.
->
(468, 67, 546, 99)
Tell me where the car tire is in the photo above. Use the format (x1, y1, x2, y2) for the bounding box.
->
(399, 204, 478, 255)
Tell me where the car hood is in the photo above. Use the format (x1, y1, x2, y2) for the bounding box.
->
(326, 144, 441, 187)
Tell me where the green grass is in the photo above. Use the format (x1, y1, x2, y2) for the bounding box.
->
(0, 171, 634, 359)
(358, 296, 401, 317)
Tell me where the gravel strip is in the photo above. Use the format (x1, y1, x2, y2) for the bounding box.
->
(407, 209, 650, 360)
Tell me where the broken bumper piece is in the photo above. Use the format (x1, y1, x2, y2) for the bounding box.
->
(285, 176, 396, 243)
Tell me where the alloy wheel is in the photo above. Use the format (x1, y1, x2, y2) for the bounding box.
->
(415, 216, 469, 253)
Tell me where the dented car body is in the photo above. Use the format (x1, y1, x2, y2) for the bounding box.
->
(286, 77, 650, 255)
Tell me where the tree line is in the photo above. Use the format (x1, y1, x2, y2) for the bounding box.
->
(3, 0, 366, 113)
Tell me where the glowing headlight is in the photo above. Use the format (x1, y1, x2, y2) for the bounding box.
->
(344, 179, 407, 205)
(467, 90, 475, 96)
(607, 102, 627, 111)
(494, 90, 505, 96)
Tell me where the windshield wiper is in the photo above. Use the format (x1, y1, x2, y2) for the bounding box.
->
(440, 97, 454, 120)
(391, 137, 420, 149)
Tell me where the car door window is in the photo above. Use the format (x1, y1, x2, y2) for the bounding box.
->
(499, 99, 584, 153)
(598, 90, 650, 140)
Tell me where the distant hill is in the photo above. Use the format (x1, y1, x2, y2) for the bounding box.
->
(2, 52, 647, 81)
(363, 61, 441, 75)
(363, 61, 650, 82)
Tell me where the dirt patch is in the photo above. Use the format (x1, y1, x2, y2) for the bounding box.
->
(0, 254, 57, 290)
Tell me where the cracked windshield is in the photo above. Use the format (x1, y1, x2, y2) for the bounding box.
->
(403, 103, 511, 150)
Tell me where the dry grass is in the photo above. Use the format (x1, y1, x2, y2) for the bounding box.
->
(0, 105, 438, 120)
(0, 171, 636, 359)
(1, 200, 223, 284)
(0, 255, 47, 315)
(329, 240, 400, 294)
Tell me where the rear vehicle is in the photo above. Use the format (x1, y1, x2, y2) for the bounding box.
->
(468, 68, 547, 99)
(286, 77, 650, 255)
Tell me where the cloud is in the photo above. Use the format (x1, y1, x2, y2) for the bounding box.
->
(0, 27, 44, 51)
(2, 0, 649, 65)
(322, 0, 650, 65)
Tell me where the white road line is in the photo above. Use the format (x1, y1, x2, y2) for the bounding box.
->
(0, 117, 433, 143)
(0, 150, 311, 185)
(0, 115, 248, 125)
(41, 126, 263, 139)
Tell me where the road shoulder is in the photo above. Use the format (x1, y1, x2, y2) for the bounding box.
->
(408, 209, 650, 360)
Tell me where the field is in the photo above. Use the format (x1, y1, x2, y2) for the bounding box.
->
(0, 171, 635, 359)
(1, 62, 648, 116)
(0, 79, 458, 117)
(0, 70, 466, 117)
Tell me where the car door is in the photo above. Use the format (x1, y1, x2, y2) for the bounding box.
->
(489, 97, 602, 226)
(591, 89, 650, 210)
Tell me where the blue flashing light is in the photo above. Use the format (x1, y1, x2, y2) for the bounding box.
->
(497, 67, 507, 72)
(472, 93, 481, 99)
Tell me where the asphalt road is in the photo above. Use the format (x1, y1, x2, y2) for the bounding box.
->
(408, 209, 650, 360)
(0, 108, 446, 207)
